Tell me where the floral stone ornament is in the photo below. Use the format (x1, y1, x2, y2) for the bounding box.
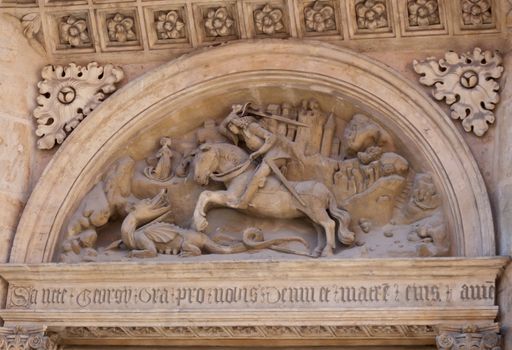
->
(304, 1, 336, 33)
(413, 48, 503, 136)
(156, 10, 186, 39)
(59, 15, 90, 47)
(462, 0, 492, 26)
(355, 0, 388, 30)
(33, 63, 124, 149)
(254, 4, 284, 35)
(107, 13, 136, 43)
(204, 7, 235, 37)
(407, 0, 440, 26)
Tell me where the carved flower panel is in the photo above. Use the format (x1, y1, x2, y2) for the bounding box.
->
(253, 3, 285, 35)
(407, 0, 440, 27)
(97, 9, 142, 51)
(242, 1, 290, 38)
(347, 0, 394, 37)
(300, 0, 340, 37)
(155, 10, 186, 40)
(144, 6, 191, 49)
(455, 0, 497, 32)
(193, 3, 240, 42)
(56, 13, 93, 49)
(398, 0, 447, 36)
(355, 0, 388, 30)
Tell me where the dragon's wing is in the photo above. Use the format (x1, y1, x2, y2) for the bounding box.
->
(143, 223, 179, 243)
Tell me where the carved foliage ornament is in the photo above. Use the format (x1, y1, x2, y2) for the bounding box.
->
(254, 4, 284, 35)
(156, 10, 186, 39)
(355, 0, 388, 30)
(34, 62, 124, 149)
(204, 7, 235, 37)
(462, 0, 492, 26)
(407, 0, 440, 27)
(0, 326, 56, 350)
(436, 324, 501, 350)
(107, 13, 136, 43)
(304, 1, 336, 32)
(59, 15, 90, 47)
(20, 13, 46, 55)
(413, 48, 503, 136)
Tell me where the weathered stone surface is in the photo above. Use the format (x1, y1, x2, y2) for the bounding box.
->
(0, 3, 510, 348)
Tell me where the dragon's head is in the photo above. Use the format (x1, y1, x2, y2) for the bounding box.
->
(131, 189, 171, 222)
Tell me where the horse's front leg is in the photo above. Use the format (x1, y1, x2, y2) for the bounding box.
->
(192, 190, 231, 231)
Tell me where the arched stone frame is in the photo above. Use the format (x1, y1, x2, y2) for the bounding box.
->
(10, 40, 495, 263)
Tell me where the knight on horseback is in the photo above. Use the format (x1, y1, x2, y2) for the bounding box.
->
(218, 103, 308, 209)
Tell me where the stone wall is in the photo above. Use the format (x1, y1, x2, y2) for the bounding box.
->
(0, 1, 511, 347)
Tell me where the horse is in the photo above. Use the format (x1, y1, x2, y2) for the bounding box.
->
(190, 142, 355, 257)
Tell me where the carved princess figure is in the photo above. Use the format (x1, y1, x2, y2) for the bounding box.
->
(144, 137, 174, 181)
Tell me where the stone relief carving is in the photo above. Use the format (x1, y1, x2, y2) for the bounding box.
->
(33, 62, 124, 149)
(107, 13, 136, 43)
(413, 48, 503, 136)
(204, 7, 235, 37)
(462, 0, 492, 26)
(254, 4, 285, 35)
(59, 15, 91, 47)
(60, 99, 449, 262)
(436, 324, 501, 350)
(6, 0, 504, 58)
(20, 13, 46, 55)
(61, 325, 437, 339)
(407, 0, 440, 27)
(0, 326, 57, 350)
(304, 1, 336, 33)
(155, 11, 186, 39)
(144, 137, 174, 181)
(355, 0, 388, 30)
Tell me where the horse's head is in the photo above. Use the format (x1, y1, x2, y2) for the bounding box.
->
(192, 144, 218, 186)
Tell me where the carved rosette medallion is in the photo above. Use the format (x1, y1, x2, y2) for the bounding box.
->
(204, 7, 235, 37)
(254, 4, 285, 35)
(33, 63, 124, 149)
(413, 48, 503, 136)
(407, 0, 440, 27)
(107, 13, 137, 43)
(355, 0, 388, 30)
(304, 1, 336, 33)
(59, 15, 91, 48)
(462, 0, 492, 26)
(155, 10, 186, 39)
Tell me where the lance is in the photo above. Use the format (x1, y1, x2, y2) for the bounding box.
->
(246, 109, 309, 128)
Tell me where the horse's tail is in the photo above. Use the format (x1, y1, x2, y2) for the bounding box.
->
(328, 195, 355, 245)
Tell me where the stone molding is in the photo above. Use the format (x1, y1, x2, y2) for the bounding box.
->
(10, 41, 495, 263)
(0, 258, 507, 347)
(0, 0, 507, 62)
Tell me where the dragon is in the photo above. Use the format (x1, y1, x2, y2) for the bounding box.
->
(109, 189, 309, 258)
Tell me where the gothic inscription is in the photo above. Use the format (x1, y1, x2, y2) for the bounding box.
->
(8, 281, 495, 311)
